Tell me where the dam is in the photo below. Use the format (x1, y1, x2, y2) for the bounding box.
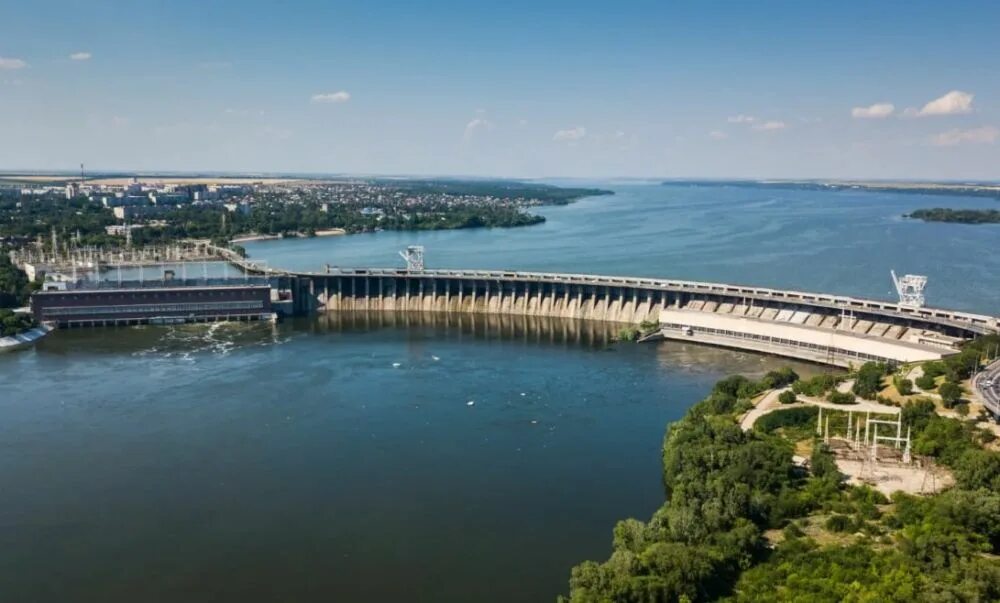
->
(254, 263, 998, 369)
(29, 244, 999, 369)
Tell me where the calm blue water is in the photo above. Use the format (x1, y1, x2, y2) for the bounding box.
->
(0, 316, 820, 602)
(245, 184, 1000, 314)
(2, 183, 994, 602)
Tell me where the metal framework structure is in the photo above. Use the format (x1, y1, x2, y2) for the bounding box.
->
(891, 270, 928, 308)
(399, 245, 425, 271)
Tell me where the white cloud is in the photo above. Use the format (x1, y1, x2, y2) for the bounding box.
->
(69, 52, 92, 61)
(708, 130, 728, 140)
(851, 102, 895, 119)
(906, 90, 974, 117)
(727, 114, 757, 124)
(752, 120, 786, 131)
(553, 126, 586, 141)
(930, 125, 999, 147)
(311, 91, 351, 104)
(0, 57, 27, 70)
(463, 118, 494, 140)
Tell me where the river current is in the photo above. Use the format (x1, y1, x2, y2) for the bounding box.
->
(2, 183, 997, 601)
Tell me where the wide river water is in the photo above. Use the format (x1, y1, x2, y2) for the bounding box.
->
(2, 183, 998, 602)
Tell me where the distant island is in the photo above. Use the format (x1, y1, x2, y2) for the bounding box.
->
(906, 208, 1000, 224)
(662, 179, 1000, 200)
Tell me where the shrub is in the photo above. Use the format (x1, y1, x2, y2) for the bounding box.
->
(824, 514, 857, 533)
(762, 368, 800, 390)
(778, 390, 798, 405)
(922, 361, 946, 380)
(828, 391, 856, 405)
(755, 406, 818, 433)
(783, 522, 805, 539)
(915, 374, 937, 391)
(792, 373, 839, 397)
(895, 377, 914, 396)
(617, 326, 641, 341)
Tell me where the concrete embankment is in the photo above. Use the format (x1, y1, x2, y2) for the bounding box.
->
(0, 324, 54, 352)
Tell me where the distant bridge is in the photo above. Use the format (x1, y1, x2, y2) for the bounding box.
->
(214, 246, 999, 368)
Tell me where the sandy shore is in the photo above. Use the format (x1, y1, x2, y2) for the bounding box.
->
(314, 228, 347, 237)
(230, 233, 283, 243)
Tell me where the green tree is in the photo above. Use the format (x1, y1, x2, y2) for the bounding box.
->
(853, 361, 887, 399)
(938, 382, 962, 408)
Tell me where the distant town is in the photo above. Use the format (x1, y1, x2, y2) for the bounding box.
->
(0, 174, 611, 251)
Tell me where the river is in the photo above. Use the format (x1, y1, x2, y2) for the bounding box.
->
(1, 183, 996, 602)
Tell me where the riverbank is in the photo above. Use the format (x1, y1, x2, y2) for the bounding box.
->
(566, 368, 1000, 601)
(230, 228, 347, 244)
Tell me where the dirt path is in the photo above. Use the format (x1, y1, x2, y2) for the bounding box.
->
(740, 388, 900, 432)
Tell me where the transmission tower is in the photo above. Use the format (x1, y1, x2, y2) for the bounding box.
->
(399, 245, 425, 271)
(891, 270, 927, 307)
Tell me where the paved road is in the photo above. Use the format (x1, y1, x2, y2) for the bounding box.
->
(973, 360, 1000, 420)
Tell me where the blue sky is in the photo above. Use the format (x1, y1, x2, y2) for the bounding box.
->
(1, 0, 999, 179)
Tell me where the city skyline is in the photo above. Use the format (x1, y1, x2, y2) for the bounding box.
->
(2, 0, 999, 180)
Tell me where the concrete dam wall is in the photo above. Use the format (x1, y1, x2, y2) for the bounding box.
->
(268, 269, 999, 367)
(290, 274, 665, 324)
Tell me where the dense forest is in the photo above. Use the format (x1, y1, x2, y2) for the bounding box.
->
(907, 208, 1000, 224)
(564, 353, 1000, 601)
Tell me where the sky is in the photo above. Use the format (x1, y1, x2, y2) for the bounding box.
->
(1, 0, 999, 180)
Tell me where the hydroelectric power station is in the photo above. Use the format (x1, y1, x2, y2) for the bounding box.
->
(27, 245, 1000, 371)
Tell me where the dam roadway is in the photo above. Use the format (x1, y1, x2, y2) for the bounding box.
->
(217, 248, 1000, 370)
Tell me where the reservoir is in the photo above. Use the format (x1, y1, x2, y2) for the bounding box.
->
(2, 183, 998, 601)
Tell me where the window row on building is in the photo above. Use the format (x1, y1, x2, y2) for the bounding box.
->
(43, 301, 266, 317)
(662, 323, 895, 365)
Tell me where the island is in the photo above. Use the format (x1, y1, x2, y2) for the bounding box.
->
(663, 178, 1000, 200)
(905, 208, 1000, 224)
(564, 341, 1000, 601)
